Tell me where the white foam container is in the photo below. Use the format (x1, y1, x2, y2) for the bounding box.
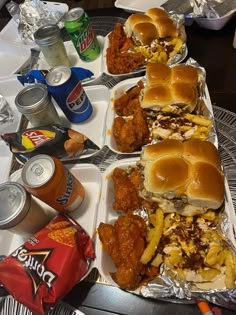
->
(1, 162, 102, 281)
(105, 76, 218, 154)
(0, 39, 31, 78)
(95, 157, 236, 288)
(0, 81, 111, 184)
(194, 10, 236, 30)
(26, 84, 111, 160)
(114, 0, 167, 13)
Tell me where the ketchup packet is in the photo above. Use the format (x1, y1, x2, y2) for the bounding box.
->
(0, 214, 95, 315)
(1, 124, 100, 164)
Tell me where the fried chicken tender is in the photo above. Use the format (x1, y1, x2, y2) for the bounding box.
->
(112, 167, 158, 213)
(98, 214, 147, 290)
(112, 167, 141, 213)
(112, 107, 150, 152)
(106, 23, 146, 74)
(114, 81, 144, 116)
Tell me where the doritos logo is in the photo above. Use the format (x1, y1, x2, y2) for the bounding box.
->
(22, 130, 56, 150)
(12, 245, 57, 297)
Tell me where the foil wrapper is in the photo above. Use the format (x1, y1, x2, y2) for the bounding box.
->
(132, 206, 236, 310)
(162, 0, 236, 18)
(0, 95, 14, 125)
(132, 134, 236, 310)
(7, 0, 65, 45)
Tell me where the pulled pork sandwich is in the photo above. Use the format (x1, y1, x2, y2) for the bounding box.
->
(138, 139, 224, 216)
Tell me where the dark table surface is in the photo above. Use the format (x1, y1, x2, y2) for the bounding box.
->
(0, 5, 236, 315)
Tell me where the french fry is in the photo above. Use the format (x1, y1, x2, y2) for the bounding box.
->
(224, 250, 236, 289)
(199, 268, 221, 281)
(146, 228, 155, 242)
(140, 208, 164, 264)
(184, 113, 212, 127)
(149, 213, 157, 227)
(151, 253, 163, 268)
(164, 250, 183, 268)
(212, 250, 226, 271)
(163, 213, 172, 230)
(205, 242, 223, 266)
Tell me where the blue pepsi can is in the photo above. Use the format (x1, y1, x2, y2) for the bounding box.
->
(45, 66, 93, 123)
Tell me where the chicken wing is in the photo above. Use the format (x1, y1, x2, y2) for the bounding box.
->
(98, 214, 147, 290)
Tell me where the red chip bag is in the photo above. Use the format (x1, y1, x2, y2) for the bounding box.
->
(0, 214, 95, 315)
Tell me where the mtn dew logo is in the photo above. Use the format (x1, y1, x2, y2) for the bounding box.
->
(74, 26, 100, 61)
(77, 25, 94, 53)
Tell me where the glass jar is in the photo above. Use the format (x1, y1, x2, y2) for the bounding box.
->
(15, 83, 61, 127)
(34, 24, 71, 68)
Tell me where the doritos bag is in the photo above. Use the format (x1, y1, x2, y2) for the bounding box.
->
(0, 215, 95, 315)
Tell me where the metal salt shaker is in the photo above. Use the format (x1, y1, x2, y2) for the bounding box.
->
(15, 83, 61, 127)
(34, 24, 71, 68)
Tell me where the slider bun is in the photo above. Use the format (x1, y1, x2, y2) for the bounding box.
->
(140, 85, 172, 110)
(145, 7, 169, 20)
(133, 22, 159, 45)
(146, 62, 171, 86)
(140, 139, 224, 212)
(144, 156, 190, 195)
(171, 65, 199, 84)
(124, 14, 152, 37)
(142, 139, 184, 161)
(139, 82, 198, 111)
(187, 162, 224, 209)
(153, 17, 178, 38)
(183, 139, 221, 169)
(172, 83, 198, 112)
(142, 63, 200, 112)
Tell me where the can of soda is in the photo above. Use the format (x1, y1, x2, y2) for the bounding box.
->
(45, 66, 93, 123)
(64, 7, 100, 62)
(21, 154, 85, 213)
(0, 182, 52, 237)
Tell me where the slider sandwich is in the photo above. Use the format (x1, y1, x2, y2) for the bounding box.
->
(140, 62, 200, 112)
(139, 62, 212, 141)
(124, 8, 186, 64)
(138, 139, 224, 216)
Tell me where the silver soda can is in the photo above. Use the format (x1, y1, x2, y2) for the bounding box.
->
(15, 83, 61, 127)
(46, 66, 93, 123)
(0, 182, 53, 238)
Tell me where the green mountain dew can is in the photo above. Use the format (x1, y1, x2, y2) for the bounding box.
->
(64, 7, 100, 62)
